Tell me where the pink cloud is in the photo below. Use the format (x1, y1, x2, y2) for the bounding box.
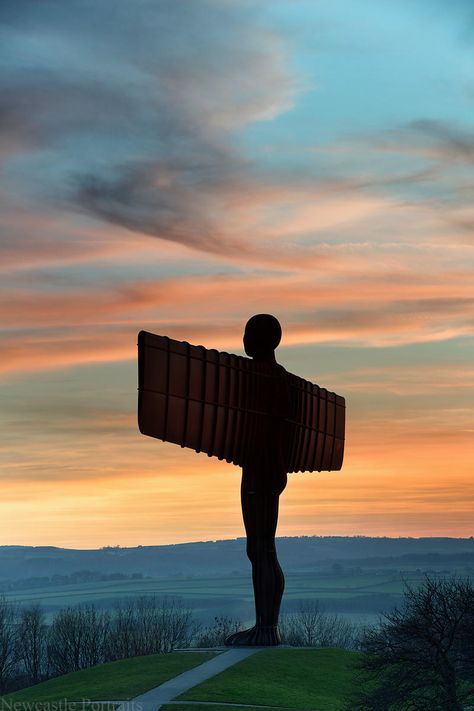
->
(1, 266, 473, 377)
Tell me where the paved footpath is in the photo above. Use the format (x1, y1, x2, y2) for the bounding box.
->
(116, 648, 260, 711)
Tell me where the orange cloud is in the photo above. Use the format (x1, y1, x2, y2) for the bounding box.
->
(1, 268, 472, 377)
(2, 271, 472, 327)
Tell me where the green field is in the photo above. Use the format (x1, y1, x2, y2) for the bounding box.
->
(1, 652, 217, 704)
(3, 569, 414, 622)
(179, 648, 361, 711)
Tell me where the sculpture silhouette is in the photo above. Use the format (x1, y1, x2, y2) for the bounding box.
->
(137, 314, 345, 646)
(226, 314, 288, 646)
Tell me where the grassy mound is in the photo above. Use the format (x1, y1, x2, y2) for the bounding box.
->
(178, 648, 361, 711)
(162, 706, 278, 711)
(2, 648, 361, 711)
(1, 652, 217, 704)
(0, 705, 116, 711)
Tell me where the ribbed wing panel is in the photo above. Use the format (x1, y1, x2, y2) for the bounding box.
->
(285, 373, 345, 472)
(138, 330, 345, 472)
(138, 331, 258, 466)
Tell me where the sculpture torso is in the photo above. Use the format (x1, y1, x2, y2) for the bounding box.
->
(242, 360, 291, 495)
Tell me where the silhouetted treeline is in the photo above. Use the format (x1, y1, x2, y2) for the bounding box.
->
(0, 595, 360, 694)
(0, 595, 195, 693)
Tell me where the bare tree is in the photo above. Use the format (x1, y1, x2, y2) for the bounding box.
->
(107, 596, 195, 659)
(316, 613, 357, 649)
(107, 600, 137, 660)
(156, 597, 197, 652)
(0, 596, 18, 693)
(279, 600, 357, 649)
(285, 600, 322, 646)
(16, 603, 47, 685)
(348, 576, 474, 711)
(47, 606, 86, 675)
(193, 616, 242, 648)
(80, 606, 110, 668)
(47, 604, 109, 675)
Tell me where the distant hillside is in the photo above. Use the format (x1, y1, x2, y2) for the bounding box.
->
(1, 536, 473, 583)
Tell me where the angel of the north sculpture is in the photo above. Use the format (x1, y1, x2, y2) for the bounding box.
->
(138, 314, 346, 646)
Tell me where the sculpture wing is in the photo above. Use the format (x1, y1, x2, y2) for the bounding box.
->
(285, 372, 345, 473)
(138, 330, 345, 472)
(138, 330, 262, 466)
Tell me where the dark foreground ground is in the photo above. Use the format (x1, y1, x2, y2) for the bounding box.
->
(1, 647, 360, 711)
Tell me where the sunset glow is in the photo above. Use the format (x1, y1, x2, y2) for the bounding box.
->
(0, 0, 473, 547)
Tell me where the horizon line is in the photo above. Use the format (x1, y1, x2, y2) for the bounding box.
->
(2, 533, 474, 552)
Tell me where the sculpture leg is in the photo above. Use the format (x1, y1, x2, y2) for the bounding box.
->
(225, 484, 285, 646)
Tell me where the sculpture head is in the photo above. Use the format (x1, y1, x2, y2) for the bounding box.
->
(243, 314, 282, 360)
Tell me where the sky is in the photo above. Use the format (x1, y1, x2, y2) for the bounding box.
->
(0, 0, 473, 548)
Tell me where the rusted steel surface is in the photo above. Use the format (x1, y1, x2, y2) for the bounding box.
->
(138, 330, 345, 473)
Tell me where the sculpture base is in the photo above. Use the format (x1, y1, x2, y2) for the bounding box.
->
(224, 625, 281, 647)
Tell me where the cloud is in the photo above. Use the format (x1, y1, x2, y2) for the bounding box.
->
(1, 268, 472, 377)
(403, 119, 474, 163)
(0, 0, 302, 259)
(326, 117, 474, 248)
(4, 1, 472, 269)
(321, 364, 474, 395)
(75, 163, 391, 260)
(0, 192, 135, 271)
(0, 73, 138, 159)
(75, 158, 249, 256)
(2, 270, 473, 328)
